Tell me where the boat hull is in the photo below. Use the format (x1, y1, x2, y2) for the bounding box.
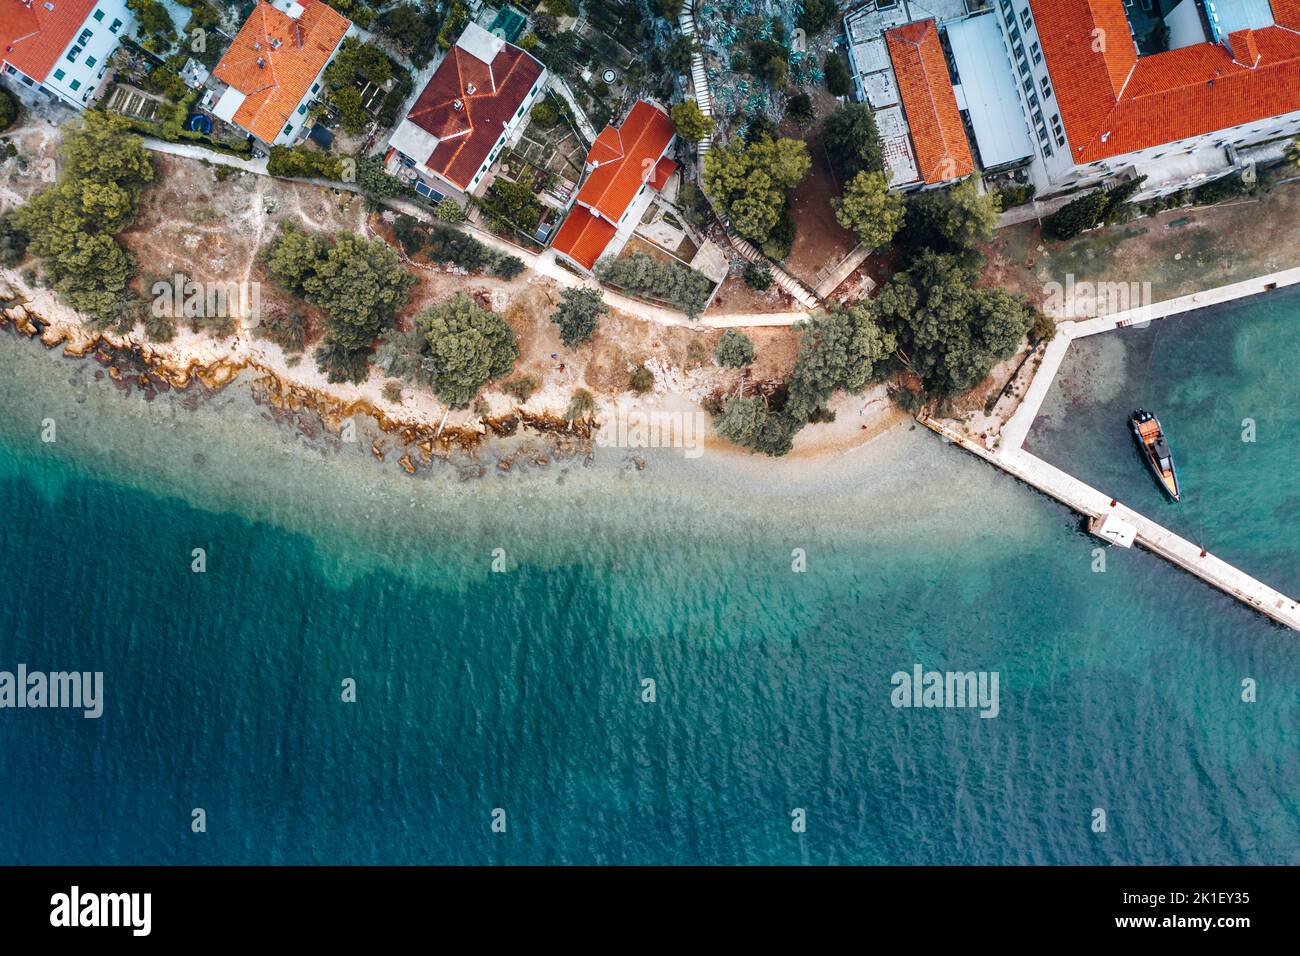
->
(1130, 411, 1181, 502)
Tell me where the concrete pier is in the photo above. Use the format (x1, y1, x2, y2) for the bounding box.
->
(925, 267, 1300, 632)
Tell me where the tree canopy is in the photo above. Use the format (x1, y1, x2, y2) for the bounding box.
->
(713, 330, 756, 368)
(820, 103, 883, 182)
(551, 287, 608, 347)
(833, 170, 904, 248)
(670, 100, 714, 143)
(896, 177, 999, 268)
(874, 251, 1035, 396)
(703, 135, 810, 244)
(268, 227, 415, 353)
(379, 293, 519, 407)
(9, 112, 154, 330)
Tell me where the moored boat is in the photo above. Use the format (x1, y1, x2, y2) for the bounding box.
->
(1130, 409, 1180, 501)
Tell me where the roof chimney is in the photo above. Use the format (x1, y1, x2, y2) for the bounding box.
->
(465, 82, 476, 95)
(257, 57, 266, 69)
(453, 99, 464, 111)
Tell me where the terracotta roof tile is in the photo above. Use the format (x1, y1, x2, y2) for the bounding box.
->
(0, 0, 98, 83)
(550, 204, 617, 271)
(648, 155, 677, 190)
(884, 19, 974, 184)
(404, 38, 543, 191)
(213, 0, 350, 144)
(573, 100, 675, 221)
(1030, 0, 1300, 162)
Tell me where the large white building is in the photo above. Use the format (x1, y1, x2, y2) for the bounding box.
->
(0, 0, 135, 109)
(844, 0, 1300, 198)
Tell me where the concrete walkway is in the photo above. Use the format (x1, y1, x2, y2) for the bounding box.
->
(139, 138, 808, 329)
(926, 265, 1300, 632)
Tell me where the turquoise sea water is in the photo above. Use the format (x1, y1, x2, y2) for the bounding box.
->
(0, 298, 1296, 865)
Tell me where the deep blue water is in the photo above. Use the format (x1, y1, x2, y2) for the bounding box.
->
(0, 304, 1297, 864)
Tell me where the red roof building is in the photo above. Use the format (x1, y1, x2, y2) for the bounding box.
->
(212, 0, 351, 146)
(884, 19, 975, 185)
(551, 100, 676, 272)
(1024, 0, 1300, 164)
(387, 21, 545, 196)
(0, 0, 133, 107)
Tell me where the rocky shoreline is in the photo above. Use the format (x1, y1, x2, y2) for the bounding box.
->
(0, 293, 601, 480)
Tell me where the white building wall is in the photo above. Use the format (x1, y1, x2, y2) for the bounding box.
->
(38, 0, 135, 108)
(269, 24, 359, 146)
(994, 0, 1300, 197)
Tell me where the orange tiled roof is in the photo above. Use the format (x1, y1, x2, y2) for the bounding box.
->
(0, 0, 98, 83)
(1029, 0, 1300, 162)
(573, 101, 675, 222)
(884, 20, 974, 184)
(550, 205, 618, 271)
(648, 155, 677, 190)
(213, 0, 350, 144)
(403, 39, 543, 191)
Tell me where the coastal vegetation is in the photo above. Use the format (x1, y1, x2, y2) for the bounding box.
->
(833, 171, 904, 248)
(377, 293, 519, 407)
(266, 225, 415, 384)
(8, 112, 154, 331)
(565, 388, 597, 421)
(713, 330, 755, 368)
(703, 135, 810, 252)
(594, 253, 713, 318)
(551, 287, 609, 347)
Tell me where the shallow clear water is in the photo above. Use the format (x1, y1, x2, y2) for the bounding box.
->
(0, 312, 1296, 865)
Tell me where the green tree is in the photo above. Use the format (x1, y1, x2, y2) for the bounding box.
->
(1041, 191, 1109, 240)
(832, 170, 904, 248)
(9, 112, 153, 329)
(875, 251, 1034, 395)
(480, 177, 543, 233)
(713, 329, 756, 368)
(551, 287, 608, 347)
(785, 304, 896, 422)
(824, 51, 852, 97)
(266, 225, 326, 291)
(436, 198, 467, 222)
(313, 337, 372, 384)
(897, 177, 999, 266)
(128, 0, 174, 40)
(0, 87, 20, 132)
(800, 0, 839, 32)
(715, 396, 769, 446)
(820, 102, 883, 181)
(703, 135, 810, 244)
(670, 99, 714, 143)
(331, 85, 368, 134)
(662, 34, 698, 74)
(379, 293, 519, 406)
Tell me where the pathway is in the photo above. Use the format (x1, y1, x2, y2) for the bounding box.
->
(924, 266, 1300, 632)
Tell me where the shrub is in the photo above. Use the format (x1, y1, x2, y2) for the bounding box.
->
(714, 330, 756, 368)
(565, 388, 596, 421)
(551, 286, 608, 346)
(314, 338, 372, 384)
(502, 374, 539, 402)
(628, 364, 655, 394)
(256, 310, 308, 353)
(595, 252, 713, 317)
(743, 261, 773, 291)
